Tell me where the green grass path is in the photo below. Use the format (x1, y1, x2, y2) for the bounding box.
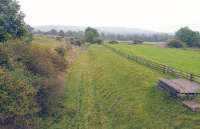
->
(59, 45, 200, 129)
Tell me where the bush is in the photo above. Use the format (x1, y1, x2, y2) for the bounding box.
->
(70, 38, 84, 46)
(95, 38, 103, 44)
(0, 39, 69, 128)
(109, 41, 119, 44)
(0, 68, 38, 128)
(0, 45, 13, 69)
(133, 40, 143, 44)
(55, 46, 67, 58)
(167, 39, 185, 48)
(12, 43, 68, 116)
(7, 43, 67, 77)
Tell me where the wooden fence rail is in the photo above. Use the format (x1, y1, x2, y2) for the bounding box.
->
(103, 44, 200, 84)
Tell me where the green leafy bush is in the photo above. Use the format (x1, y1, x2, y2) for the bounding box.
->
(175, 27, 200, 47)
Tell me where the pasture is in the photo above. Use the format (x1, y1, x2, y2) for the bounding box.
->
(109, 43, 200, 75)
(49, 44, 200, 129)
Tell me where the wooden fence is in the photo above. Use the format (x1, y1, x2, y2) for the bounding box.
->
(103, 44, 200, 84)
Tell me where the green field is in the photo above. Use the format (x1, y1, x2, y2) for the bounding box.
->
(108, 43, 200, 75)
(50, 45, 200, 129)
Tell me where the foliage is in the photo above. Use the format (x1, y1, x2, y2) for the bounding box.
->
(0, 68, 38, 128)
(0, 44, 13, 69)
(33, 28, 172, 42)
(175, 27, 200, 47)
(55, 46, 67, 58)
(109, 40, 119, 44)
(69, 37, 84, 46)
(34, 29, 85, 40)
(0, 0, 29, 42)
(84, 27, 100, 43)
(58, 30, 65, 37)
(167, 39, 185, 48)
(5, 42, 67, 77)
(133, 39, 143, 44)
(0, 37, 69, 128)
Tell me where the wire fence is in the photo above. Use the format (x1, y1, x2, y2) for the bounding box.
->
(103, 44, 200, 84)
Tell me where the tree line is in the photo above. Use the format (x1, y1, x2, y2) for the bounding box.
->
(33, 28, 173, 43)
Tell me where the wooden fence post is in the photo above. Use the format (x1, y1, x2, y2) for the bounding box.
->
(163, 65, 166, 73)
(104, 45, 200, 83)
(190, 74, 194, 81)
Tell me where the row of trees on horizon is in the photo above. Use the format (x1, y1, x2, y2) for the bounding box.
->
(1, 0, 200, 46)
(33, 28, 173, 42)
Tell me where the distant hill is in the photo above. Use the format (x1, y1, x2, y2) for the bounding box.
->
(34, 25, 160, 35)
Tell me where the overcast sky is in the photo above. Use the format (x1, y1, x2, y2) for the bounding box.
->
(18, 0, 200, 32)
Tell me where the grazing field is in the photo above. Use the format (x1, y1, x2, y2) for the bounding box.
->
(50, 45, 200, 129)
(108, 43, 200, 75)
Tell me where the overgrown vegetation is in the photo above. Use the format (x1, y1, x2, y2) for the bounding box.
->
(0, 68, 38, 128)
(0, 37, 69, 129)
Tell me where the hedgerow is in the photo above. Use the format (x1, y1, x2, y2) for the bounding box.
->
(0, 39, 68, 129)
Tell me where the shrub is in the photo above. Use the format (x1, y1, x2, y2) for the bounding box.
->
(37, 76, 64, 116)
(95, 38, 103, 44)
(0, 68, 38, 128)
(167, 39, 185, 48)
(109, 41, 119, 44)
(133, 40, 143, 44)
(0, 39, 68, 128)
(0, 45, 13, 69)
(70, 38, 84, 46)
(55, 45, 67, 58)
(8, 43, 67, 77)
(11, 43, 68, 116)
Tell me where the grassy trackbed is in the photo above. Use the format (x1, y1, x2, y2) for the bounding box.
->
(109, 43, 200, 75)
(56, 45, 200, 129)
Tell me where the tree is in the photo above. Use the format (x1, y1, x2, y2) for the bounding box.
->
(0, 0, 28, 42)
(84, 27, 100, 43)
(175, 27, 200, 47)
(58, 30, 65, 37)
(49, 29, 58, 35)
